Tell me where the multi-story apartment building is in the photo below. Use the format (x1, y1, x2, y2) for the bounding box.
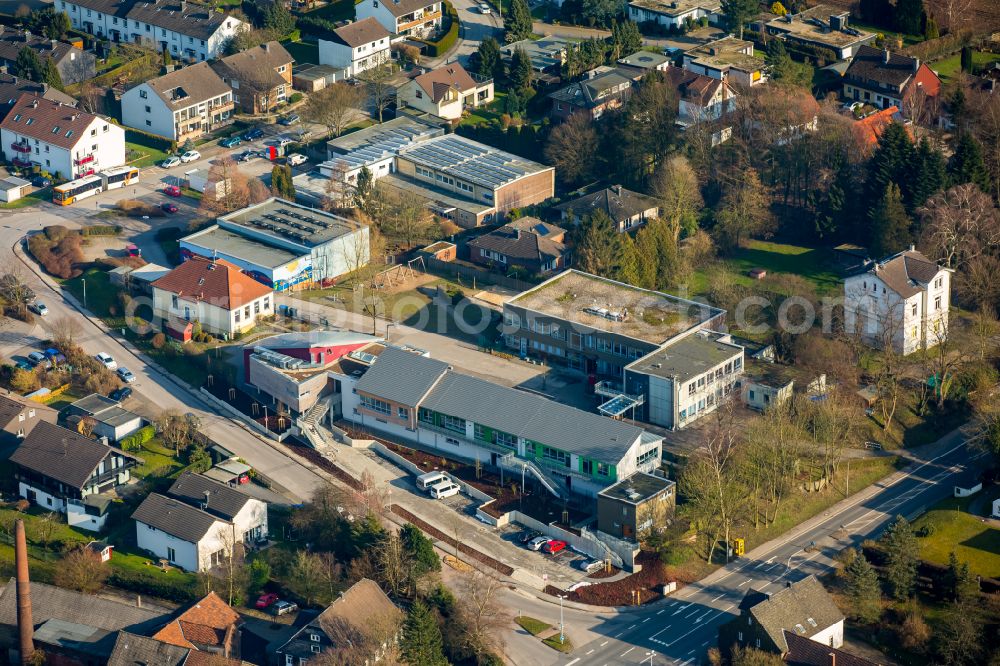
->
(0, 29, 96, 85)
(356, 0, 442, 38)
(210, 42, 293, 114)
(57, 0, 242, 60)
(318, 17, 391, 78)
(844, 247, 951, 355)
(121, 61, 232, 142)
(342, 346, 664, 499)
(0, 94, 124, 179)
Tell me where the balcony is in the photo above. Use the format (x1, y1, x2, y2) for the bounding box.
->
(74, 154, 94, 165)
(11, 157, 33, 167)
(398, 9, 442, 31)
(10, 142, 31, 153)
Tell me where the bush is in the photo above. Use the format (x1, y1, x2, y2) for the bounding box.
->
(80, 225, 122, 236)
(151, 332, 166, 349)
(288, 92, 303, 104)
(119, 424, 155, 451)
(107, 568, 197, 603)
(116, 200, 165, 218)
(420, 0, 459, 57)
(44, 225, 69, 242)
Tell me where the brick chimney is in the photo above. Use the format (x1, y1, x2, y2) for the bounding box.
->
(15, 519, 34, 666)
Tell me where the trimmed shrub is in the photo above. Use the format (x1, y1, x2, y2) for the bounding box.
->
(124, 128, 174, 153)
(119, 424, 155, 451)
(150, 332, 166, 349)
(107, 568, 197, 603)
(80, 225, 122, 236)
(419, 0, 459, 57)
(288, 92, 303, 104)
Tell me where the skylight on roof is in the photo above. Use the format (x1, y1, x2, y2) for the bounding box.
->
(65, 130, 73, 137)
(794, 623, 806, 634)
(806, 617, 817, 627)
(51, 126, 59, 133)
(25, 118, 33, 125)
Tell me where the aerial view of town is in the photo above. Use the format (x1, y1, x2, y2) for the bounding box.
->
(0, 0, 995, 662)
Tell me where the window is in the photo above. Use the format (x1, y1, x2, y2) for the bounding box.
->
(263, 296, 270, 310)
(18, 413, 24, 422)
(911, 303, 917, 316)
(935, 296, 942, 310)
(310, 634, 321, 642)
(495, 430, 516, 448)
(541, 446, 569, 467)
(139, 89, 147, 99)
(418, 408, 434, 424)
(28, 409, 33, 418)
(286, 656, 294, 666)
(689, 382, 696, 395)
(582, 459, 592, 474)
(254, 301, 260, 314)
(415, 90, 423, 99)
(397, 406, 409, 419)
(235, 310, 241, 323)
(596, 462, 610, 476)
(360, 395, 391, 415)
(167, 547, 176, 562)
(636, 448, 657, 467)
(145, 120, 151, 127)
(441, 414, 465, 433)
(145, 105, 151, 113)
(171, 295, 178, 308)
(310, 645, 321, 654)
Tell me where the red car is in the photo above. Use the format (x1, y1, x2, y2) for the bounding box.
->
(542, 540, 567, 555)
(163, 185, 182, 197)
(161, 202, 179, 214)
(255, 593, 279, 609)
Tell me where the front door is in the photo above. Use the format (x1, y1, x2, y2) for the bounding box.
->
(520, 337, 527, 356)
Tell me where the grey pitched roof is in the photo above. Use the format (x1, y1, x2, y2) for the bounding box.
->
(549, 70, 634, 109)
(9, 421, 131, 489)
(855, 248, 941, 298)
(556, 185, 660, 223)
(0, 29, 76, 67)
(0, 393, 54, 427)
(141, 62, 231, 110)
(845, 45, 921, 88)
(132, 493, 226, 543)
(33, 618, 117, 658)
(168, 472, 251, 521)
(0, 73, 76, 107)
(330, 17, 390, 48)
(419, 369, 645, 464)
(0, 578, 166, 633)
(108, 632, 191, 666)
(354, 347, 450, 406)
(66, 0, 238, 39)
(746, 576, 845, 652)
(376, 0, 439, 18)
(467, 217, 567, 264)
(211, 42, 292, 90)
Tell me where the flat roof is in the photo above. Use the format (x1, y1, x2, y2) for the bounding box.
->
(181, 225, 302, 269)
(685, 37, 762, 72)
(293, 64, 342, 81)
(767, 6, 874, 48)
(626, 331, 743, 381)
(618, 51, 671, 69)
(219, 198, 359, 247)
(380, 173, 495, 215)
(397, 134, 553, 191)
(743, 360, 797, 387)
(598, 471, 675, 504)
(324, 116, 444, 173)
(508, 270, 722, 345)
(628, 0, 720, 16)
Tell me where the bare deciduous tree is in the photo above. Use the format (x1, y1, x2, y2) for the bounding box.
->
(453, 571, 510, 662)
(303, 83, 367, 137)
(54, 547, 108, 594)
(918, 184, 1000, 271)
(199, 157, 268, 215)
(357, 62, 396, 123)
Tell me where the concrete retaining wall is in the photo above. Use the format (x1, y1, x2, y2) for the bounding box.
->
(372, 442, 495, 504)
(199, 388, 290, 442)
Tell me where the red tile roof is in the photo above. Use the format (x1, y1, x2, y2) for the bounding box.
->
(154, 591, 241, 649)
(412, 63, 480, 102)
(0, 94, 107, 150)
(152, 255, 272, 310)
(852, 106, 902, 149)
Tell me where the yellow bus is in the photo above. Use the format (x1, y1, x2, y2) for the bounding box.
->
(100, 166, 139, 191)
(52, 175, 103, 206)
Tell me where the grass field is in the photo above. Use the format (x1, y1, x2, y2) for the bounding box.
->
(931, 50, 1000, 83)
(687, 240, 842, 297)
(282, 40, 320, 66)
(516, 616, 551, 636)
(912, 493, 1000, 578)
(126, 140, 169, 169)
(0, 187, 49, 210)
(542, 635, 573, 652)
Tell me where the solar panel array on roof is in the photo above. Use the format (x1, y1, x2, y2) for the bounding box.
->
(399, 135, 538, 189)
(321, 123, 439, 173)
(225, 202, 354, 246)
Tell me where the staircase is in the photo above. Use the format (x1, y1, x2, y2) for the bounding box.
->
(497, 453, 563, 499)
(298, 400, 333, 450)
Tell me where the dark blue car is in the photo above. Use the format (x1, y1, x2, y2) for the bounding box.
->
(242, 127, 265, 141)
(219, 136, 242, 148)
(31, 176, 51, 188)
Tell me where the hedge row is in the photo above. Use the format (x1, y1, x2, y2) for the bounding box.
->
(392, 504, 515, 576)
(124, 128, 175, 153)
(904, 29, 974, 61)
(81, 225, 122, 236)
(119, 424, 155, 451)
(420, 0, 459, 57)
(108, 568, 198, 603)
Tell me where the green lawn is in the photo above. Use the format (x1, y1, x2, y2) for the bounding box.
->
(461, 92, 508, 127)
(133, 438, 184, 479)
(542, 635, 573, 652)
(300, 0, 356, 21)
(931, 50, 1000, 83)
(912, 494, 1000, 578)
(849, 22, 924, 47)
(126, 140, 168, 169)
(39, 388, 84, 412)
(282, 40, 320, 65)
(516, 616, 551, 636)
(687, 240, 842, 297)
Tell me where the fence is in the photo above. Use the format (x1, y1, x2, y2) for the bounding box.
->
(423, 256, 535, 293)
(198, 387, 291, 442)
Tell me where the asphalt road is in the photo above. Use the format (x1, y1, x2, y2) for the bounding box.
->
(565, 431, 981, 666)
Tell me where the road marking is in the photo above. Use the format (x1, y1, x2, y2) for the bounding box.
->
(628, 624, 637, 630)
(696, 610, 713, 622)
(765, 557, 775, 564)
(614, 632, 623, 638)
(656, 609, 666, 615)
(566, 659, 580, 666)
(621, 648, 635, 657)
(684, 607, 701, 618)
(712, 593, 725, 602)
(702, 639, 712, 647)
(600, 641, 609, 647)
(672, 604, 689, 616)
(666, 610, 724, 647)
(641, 617, 650, 623)
(724, 604, 735, 611)
(586, 650, 594, 655)
(738, 579, 752, 587)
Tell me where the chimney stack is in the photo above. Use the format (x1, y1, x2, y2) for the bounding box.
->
(828, 653, 836, 666)
(15, 520, 34, 666)
(883, 49, 890, 64)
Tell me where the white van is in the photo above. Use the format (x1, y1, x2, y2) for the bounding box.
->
(430, 482, 461, 499)
(416, 471, 451, 491)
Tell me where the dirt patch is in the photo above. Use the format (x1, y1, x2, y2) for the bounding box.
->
(547, 551, 673, 606)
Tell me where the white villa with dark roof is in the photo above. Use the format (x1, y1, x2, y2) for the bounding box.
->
(843, 247, 951, 355)
(356, 0, 442, 38)
(318, 17, 391, 78)
(341, 346, 663, 498)
(57, 0, 242, 60)
(627, 0, 721, 29)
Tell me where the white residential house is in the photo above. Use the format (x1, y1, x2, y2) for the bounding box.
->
(843, 247, 951, 355)
(57, 0, 242, 61)
(151, 255, 274, 340)
(9, 422, 139, 532)
(318, 17, 391, 78)
(397, 62, 494, 121)
(0, 94, 124, 180)
(356, 0, 442, 38)
(121, 62, 233, 142)
(132, 472, 268, 572)
(627, 0, 721, 29)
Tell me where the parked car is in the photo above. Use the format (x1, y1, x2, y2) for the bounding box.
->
(242, 127, 265, 140)
(235, 150, 258, 163)
(180, 150, 201, 163)
(286, 153, 307, 166)
(44, 348, 65, 364)
(161, 202, 179, 214)
(31, 176, 51, 188)
(109, 386, 133, 402)
(117, 367, 136, 383)
(864, 441, 883, 450)
(275, 137, 293, 148)
(542, 540, 567, 555)
(270, 600, 298, 616)
(14, 360, 32, 371)
(255, 593, 279, 609)
(30, 302, 48, 316)
(163, 185, 182, 197)
(577, 559, 604, 573)
(160, 156, 181, 168)
(519, 530, 543, 545)
(430, 482, 461, 499)
(95, 352, 117, 370)
(479, 3, 491, 12)
(219, 136, 242, 148)
(277, 113, 300, 126)
(527, 536, 550, 551)
(26, 351, 48, 367)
